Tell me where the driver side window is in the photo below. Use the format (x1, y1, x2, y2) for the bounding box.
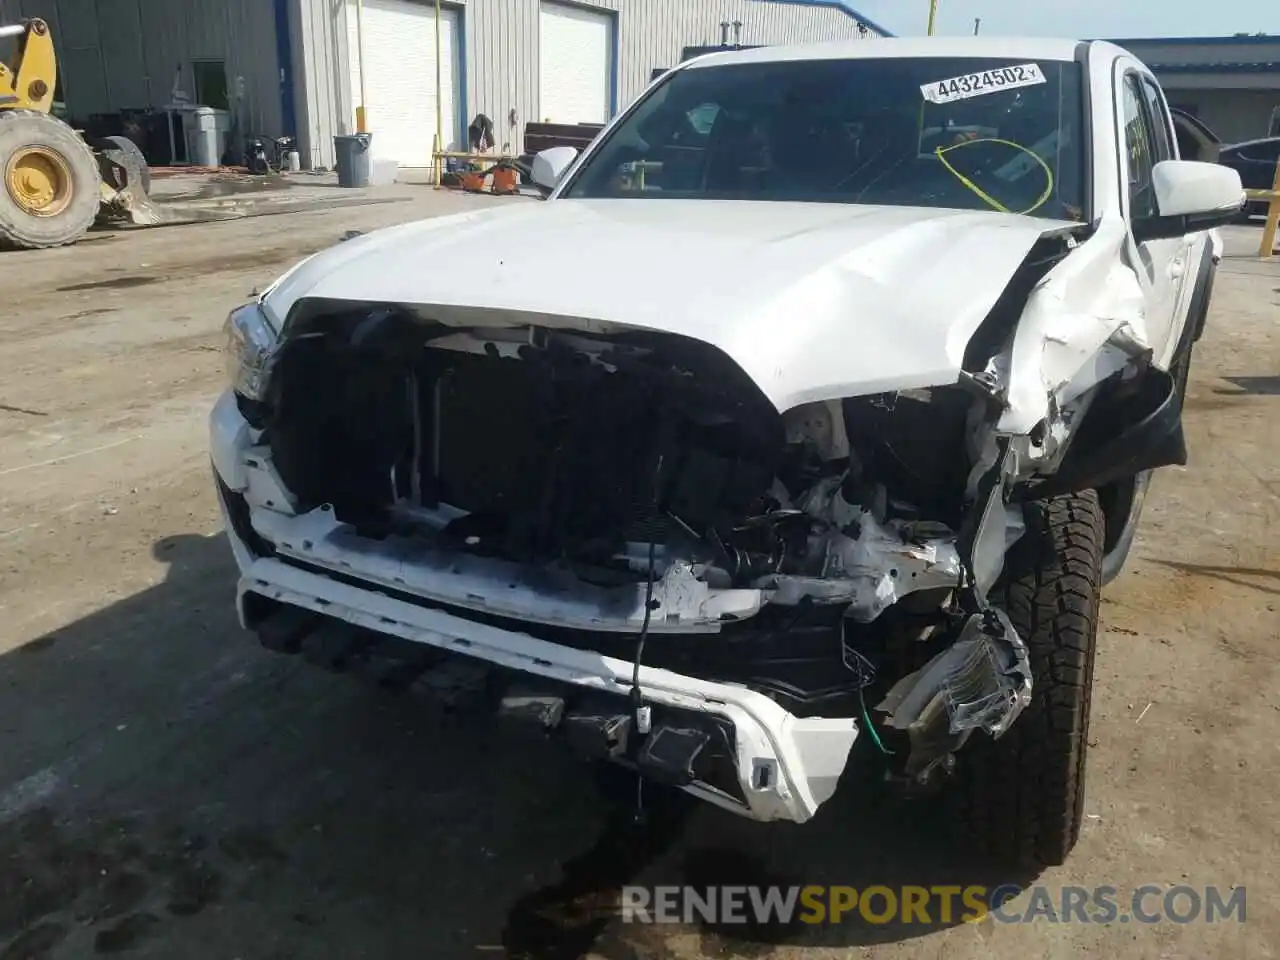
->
(1122, 75, 1158, 219)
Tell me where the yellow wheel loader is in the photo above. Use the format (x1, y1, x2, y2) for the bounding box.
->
(0, 18, 156, 250)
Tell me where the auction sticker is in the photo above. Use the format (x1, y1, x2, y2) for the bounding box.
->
(921, 63, 1046, 104)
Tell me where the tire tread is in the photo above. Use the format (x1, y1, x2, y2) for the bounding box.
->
(952, 490, 1105, 867)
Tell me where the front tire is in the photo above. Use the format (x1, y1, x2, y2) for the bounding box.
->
(0, 110, 100, 249)
(952, 490, 1105, 867)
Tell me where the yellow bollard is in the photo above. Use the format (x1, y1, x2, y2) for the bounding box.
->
(1259, 159, 1280, 259)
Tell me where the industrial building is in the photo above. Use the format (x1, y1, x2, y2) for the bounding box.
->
(1116, 35, 1280, 144)
(0, 0, 888, 176)
(0, 0, 289, 164)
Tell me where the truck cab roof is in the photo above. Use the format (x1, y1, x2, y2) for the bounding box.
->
(686, 36, 1125, 69)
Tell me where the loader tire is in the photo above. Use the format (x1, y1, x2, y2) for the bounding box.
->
(951, 489, 1105, 868)
(0, 110, 100, 249)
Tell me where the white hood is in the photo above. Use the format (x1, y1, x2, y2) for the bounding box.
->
(264, 199, 1073, 411)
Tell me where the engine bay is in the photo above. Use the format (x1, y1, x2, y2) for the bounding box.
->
(258, 309, 983, 623)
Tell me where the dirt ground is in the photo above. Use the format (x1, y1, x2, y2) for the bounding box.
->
(0, 192, 1277, 960)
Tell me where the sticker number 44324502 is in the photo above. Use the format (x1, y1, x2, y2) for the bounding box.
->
(921, 63, 1047, 104)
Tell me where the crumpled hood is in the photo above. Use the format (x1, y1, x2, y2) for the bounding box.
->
(264, 198, 1073, 411)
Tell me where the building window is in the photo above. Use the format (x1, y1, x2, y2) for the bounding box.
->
(192, 60, 229, 110)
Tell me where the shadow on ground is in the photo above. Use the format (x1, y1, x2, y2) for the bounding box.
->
(1216, 375, 1280, 396)
(1150, 559, 1280, 597)
(0, 534, 1037, 959)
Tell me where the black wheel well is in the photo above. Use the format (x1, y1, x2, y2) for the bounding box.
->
(1096, 475, 1138, 556)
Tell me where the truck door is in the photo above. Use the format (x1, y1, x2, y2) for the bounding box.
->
(1116, 65, 1190, 369)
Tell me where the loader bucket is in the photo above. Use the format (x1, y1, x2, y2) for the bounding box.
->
(91, 138, 257, 229)
(98, 178, 162, 226)
(94, 139, 163, 226)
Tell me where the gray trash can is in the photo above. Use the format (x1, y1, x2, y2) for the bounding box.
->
(334, 133, 372, 187)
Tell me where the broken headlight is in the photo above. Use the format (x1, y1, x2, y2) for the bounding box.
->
(224, 302, 278, 401)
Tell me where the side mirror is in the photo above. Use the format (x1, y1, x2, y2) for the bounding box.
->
(530, 146, 579, 193)
(1132, 160, 1245, 242)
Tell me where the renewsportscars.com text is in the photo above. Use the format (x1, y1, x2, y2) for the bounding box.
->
(621, 884, 1246, 926)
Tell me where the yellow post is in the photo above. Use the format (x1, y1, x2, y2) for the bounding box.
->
(434, 0, 444, 186)
(354, 0, 368, 133)
(927, 0, 940, 36)
(1260, 159, 1280, 259)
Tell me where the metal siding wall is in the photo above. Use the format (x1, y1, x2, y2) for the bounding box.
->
(293, 0, 877, 169)
(1, 0, 281, 154)
(134, 0, 282, 139)
(95, 1, 149, 109)
(455, 0, 871, 157)
(464, 0, 618, 154)
(614, 0, 869, 109)
(1119, 40, 1280, 68)
(50, 0, 109, 114)
(222, 0, 285, 140)
(1163, 87, 1280, 144)
(292, 0, 351, 169)
(467, 0, 524, 154)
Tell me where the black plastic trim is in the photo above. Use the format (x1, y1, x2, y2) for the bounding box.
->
(1185, 238, 1217, 344)
(1016, 368, 1186, 502)
(1099, 470, 1153, 585)
(1074, 41, 1096, 224)
(215, 469, 273, 558)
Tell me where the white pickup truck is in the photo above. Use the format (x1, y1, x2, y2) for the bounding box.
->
(213, 37, 1243, 867)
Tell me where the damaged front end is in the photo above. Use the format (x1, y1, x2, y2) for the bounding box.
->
(214, 294, 1054, 820)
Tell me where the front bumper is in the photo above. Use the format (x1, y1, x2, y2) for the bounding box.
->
(210, 391, 859, 823)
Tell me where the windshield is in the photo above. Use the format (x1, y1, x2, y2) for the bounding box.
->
(562, 56, 1086, 221)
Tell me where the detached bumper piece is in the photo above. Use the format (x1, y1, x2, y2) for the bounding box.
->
(246, 595, 757, 810)
(638, 726, 714, 787)
(502, 688, 733, 791)
(877, 609, 1032, 786)
(497, 682, 568, 732)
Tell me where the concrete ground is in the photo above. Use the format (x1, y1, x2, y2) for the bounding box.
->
(0, 191, 1276, 960)
(137, 170, 440, 227)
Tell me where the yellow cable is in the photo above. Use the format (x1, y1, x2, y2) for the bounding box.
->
(933, 137, 1054, 216)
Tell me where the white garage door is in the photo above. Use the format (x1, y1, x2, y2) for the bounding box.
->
(348, 0, 459, 171)
(539, 2, 611, 125)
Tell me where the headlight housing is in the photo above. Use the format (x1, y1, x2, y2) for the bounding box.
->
(224, 303, 279, 401)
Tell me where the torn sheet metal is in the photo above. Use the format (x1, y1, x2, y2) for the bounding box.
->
(877, 608, 1033, 782)
(998, 223, 1152, 438)
(959, 441, 1026, 602)
(757, 474, 964, 620)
